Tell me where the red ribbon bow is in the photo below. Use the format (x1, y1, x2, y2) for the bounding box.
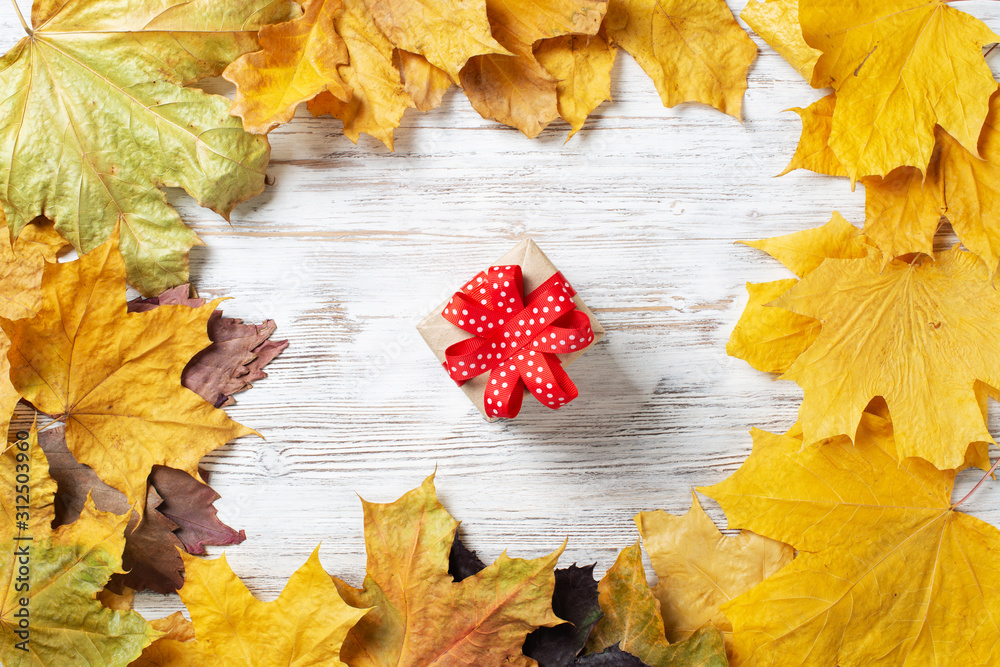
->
(442, 264, 594, 418)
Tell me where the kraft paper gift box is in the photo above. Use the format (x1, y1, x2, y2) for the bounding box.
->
(417, 239, 604, 420)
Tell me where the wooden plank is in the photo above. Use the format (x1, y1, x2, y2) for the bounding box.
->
(2, 1, 1000, 620)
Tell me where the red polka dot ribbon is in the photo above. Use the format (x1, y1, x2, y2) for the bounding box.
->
(441, 265, 595, 418)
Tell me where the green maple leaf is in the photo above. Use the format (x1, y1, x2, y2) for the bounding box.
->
(0, 0, 297, 295)
(0, 426, 158, 666)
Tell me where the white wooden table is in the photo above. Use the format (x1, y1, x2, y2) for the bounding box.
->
(5, 0, 1000, 620)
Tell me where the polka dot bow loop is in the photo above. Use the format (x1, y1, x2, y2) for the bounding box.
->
(442, 265, 595, 418)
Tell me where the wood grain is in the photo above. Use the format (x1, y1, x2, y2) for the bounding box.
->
(3, 1, 1000, 620)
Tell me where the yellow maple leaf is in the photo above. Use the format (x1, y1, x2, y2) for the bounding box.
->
(0, 218, 66, 323)
(398, 51, 453, 112)
(728, 213, 868, 375)
(934, 102, 1000, 273)
(0, 341, 18, 443)
(740, 211, 868, 278)
(780, 94, 849, 178)
(485, 0, 606, 50)
(362, 0, 510, 81)
(783, 92, 1000, 270)
(863, 166, 943, 263)
(534, 32, 617, 139)
(0, 219, 69, 438)
(587, 541, 729, 667)
(864, 92, 1000, 274)
(0, 423, 55, 537)
(129, 613, 196, 666)
(98, 586, 136, 612)
(799, 0, 1000, 181)
(636, 494, 793, 647)
(307, 0, 415, 150)
(702, 410, 1000, 666)
(150, 612, 196, 642)
(730, 217, 999, 470)
(224, 0, 352, 134)
(741, 0, 819, 81)
(770, 243, 1000, 469)
(604, 0, 756, 120)
(0, 230, 253, 507)
(782, 93, 943, 261)
(8, 219, 67, 265)
(131, 548, 366, 666)
(336, 474, 565, 666)
(460, 0, 606, 138)
(460, 50, 560, 139)
(727, 279, 819, 375)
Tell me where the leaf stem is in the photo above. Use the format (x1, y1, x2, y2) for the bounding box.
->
(36, 420, 61, 433)
(952, 457, 1000, 509)
(10, 0, 29, 34)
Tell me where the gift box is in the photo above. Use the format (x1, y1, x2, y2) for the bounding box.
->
(417, 239, 604, 420)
